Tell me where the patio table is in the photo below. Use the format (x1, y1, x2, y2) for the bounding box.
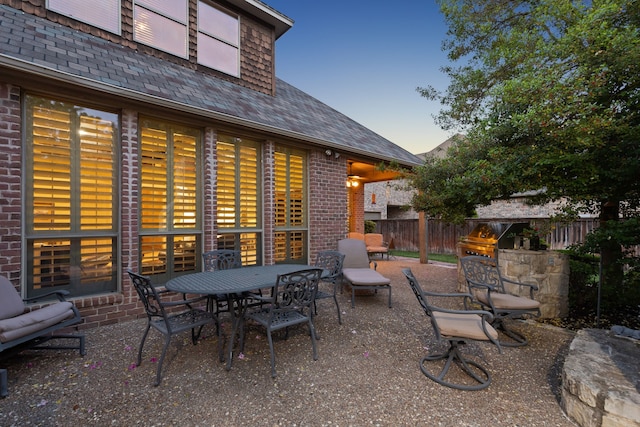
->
(166, 264, 317, 369)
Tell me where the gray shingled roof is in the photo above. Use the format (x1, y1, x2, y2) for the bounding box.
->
(0, 5, 421, 166)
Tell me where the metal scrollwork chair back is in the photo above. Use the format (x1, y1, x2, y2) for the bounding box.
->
(241, 268, 322, 377)
(460, 256, 541, 347)
(313, 250, 345, 324)
(127, 270, 217, 386)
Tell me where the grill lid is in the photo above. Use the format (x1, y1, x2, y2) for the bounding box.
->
(462, 222, 530, 249)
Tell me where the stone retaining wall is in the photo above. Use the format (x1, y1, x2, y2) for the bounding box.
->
(562, 329, 640, 427)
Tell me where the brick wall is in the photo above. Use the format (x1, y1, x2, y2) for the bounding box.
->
(0, 83, 22, 286)
(308, 152, 349, 260)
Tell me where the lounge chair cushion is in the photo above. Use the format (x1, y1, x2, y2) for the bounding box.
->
(0, 277, 26, 320)
(433, 311, 499, 341)
(343, 268, 390, 286)
(348, 232, 365, 241)
(339, 239, 371, 269)
(0, 302, 75, 343)
(477, 292, 541, 310)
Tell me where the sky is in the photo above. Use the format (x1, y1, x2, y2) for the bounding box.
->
(264, 1, 454, 155)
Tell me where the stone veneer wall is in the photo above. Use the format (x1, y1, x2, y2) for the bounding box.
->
(457, 249, 569, 318)
(498, 249, 570, 318)
(562, 329, 640, 427)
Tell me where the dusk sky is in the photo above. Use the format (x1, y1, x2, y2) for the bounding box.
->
(265, 1, 454, 155)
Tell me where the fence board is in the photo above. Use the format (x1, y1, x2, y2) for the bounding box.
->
(375, 218, 600, 254)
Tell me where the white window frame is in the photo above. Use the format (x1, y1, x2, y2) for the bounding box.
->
(197, 1, 240, 77)
(47, 0, 121, 35)
(133, 0, 189, 58)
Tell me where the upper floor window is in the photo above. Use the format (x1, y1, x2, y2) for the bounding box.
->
(134, 0, 188, 58)
(197, 1, 240, 77)
(47, 0, 121, 34)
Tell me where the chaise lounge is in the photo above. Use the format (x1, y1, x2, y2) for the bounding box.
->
(338, 238, 392, 308)
(0, 276, 85, 397)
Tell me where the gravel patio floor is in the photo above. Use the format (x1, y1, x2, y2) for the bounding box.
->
(0, 258, 577, 426)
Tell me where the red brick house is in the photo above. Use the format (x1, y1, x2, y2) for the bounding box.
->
(0, 0, 421, 328)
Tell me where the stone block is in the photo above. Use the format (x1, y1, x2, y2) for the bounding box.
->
(562, 390, 602, 427)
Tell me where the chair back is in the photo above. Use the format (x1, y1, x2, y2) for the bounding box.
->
(364, 233, 384, 247)
(314, 251, 345, 283)
(127, 270, 167, 320)
(402, 268, 431, 317)
(460, 256, 504, 292)
(272, 268, 322, 313)
(202, 249, 242, 272)
(0, 276, 25, 319)
(337, 239, 370, 269)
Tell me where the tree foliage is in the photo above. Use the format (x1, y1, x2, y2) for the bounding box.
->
(412, 0, 640, 286)
(413, 0, 640, 221)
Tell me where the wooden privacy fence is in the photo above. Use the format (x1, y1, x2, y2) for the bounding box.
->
(374, 218, 600, 254)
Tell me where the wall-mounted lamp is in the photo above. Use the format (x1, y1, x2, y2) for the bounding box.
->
(346, 161, 361, 187)
(325, 149, 332, 156)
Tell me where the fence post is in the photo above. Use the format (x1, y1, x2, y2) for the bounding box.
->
(419, 212, 428, 264)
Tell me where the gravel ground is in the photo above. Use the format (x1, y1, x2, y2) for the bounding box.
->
(0, 258, 577, 426)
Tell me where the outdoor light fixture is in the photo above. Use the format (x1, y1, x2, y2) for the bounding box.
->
(346, 162, 361, 187)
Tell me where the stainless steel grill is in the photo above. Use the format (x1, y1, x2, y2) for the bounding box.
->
(458, 222, 529, 258)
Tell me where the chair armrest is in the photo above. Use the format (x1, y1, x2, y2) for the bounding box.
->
(23, 290, 70, 303)
(502, 277, 538, 291)
(466, 281, 498, 292)
(430, 305, 495, 323)
(502, 277, 538, 298)
(163, 294, 208, 308)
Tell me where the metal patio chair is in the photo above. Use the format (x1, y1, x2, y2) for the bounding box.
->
(402, 268, 500, 390)
(127, 270, 218, 386)
(460, 256, 541, 347)
(241, 268, 322, 377)
(313, 250, 345, 324)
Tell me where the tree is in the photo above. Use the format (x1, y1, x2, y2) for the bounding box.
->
(413, 0, 640, 286)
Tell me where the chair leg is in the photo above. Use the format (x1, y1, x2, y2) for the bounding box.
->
(154, 335, 171, 386)
(0, 368, 7, 398)
(419, 341, 491, 391)
(308, 319, 318, 361)
(495, 318, 529, 347)
(267, 329, 277, 378)
(137, 324, 152, 366)
(333, 295, 342, 324)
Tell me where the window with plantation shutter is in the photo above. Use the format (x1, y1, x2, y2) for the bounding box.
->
(25, 96, 118, 298)
(139, 120, 201, 283)
(216, 136, 261, 265)
(274, 147, 307, 264)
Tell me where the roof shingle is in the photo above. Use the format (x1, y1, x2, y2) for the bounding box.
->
(0, 5, 421, 165)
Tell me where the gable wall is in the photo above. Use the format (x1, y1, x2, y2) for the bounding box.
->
(0, 0, 276, 95)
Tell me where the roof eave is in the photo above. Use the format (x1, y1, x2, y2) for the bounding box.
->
(1, 55, 418, 167)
